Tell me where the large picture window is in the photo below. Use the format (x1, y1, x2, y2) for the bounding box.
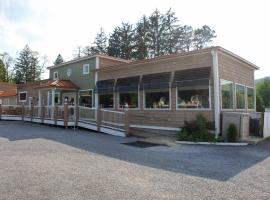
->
(247, 87, 255, 109)
(145, 89, 170, 109)
(79, 90, 93, 107)
(177, 86, 209, 109)
(119, 92, 138, 109)
(221, 80, 234, 109)
(99, 94, 114, 108)
(235, 84, 245, 109)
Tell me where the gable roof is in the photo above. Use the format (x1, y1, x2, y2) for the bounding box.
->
(47, 54, 130, 70)
(34, 79, 79, 90)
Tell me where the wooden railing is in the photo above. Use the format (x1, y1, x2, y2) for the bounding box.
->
(0, 104, 130, 136)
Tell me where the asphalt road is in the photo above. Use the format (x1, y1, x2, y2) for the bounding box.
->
(0, 121, 269, 200)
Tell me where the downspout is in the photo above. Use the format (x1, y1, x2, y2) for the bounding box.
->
(211, 49, 221, 138)
(95, 56, 99, 108)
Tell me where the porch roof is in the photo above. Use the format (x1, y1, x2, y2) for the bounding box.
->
(0, 90, 17, 98)
(0, 82, 17, 97)
(34, 79, 79, 90)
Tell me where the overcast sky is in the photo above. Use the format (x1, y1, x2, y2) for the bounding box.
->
(0, 0, 269, 79)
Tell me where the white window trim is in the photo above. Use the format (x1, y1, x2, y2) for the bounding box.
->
(83, 64, 90, 75)
(176, 83, 212, 111)
(79, 89, 94, 108)
(99, 93, 115, 109)
(220, 79, 235, 111)
(53, 71, 58, 80)
(246, 86, 256, 110)
(117, 90, 140, 110)
(19, 91, 27, 102)
(47, 91, 60, 105)
(235, 83, 246, 110)
(143, 88, 171, 111)
(67, 68, 72, 77)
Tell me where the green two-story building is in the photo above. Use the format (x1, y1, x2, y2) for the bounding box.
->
(17, 55, 129, 108)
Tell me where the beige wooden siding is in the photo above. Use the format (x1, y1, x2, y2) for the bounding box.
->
(99, 52, 212, 80)
(218, 52, 254, 87)
(99, 57, 129, 69)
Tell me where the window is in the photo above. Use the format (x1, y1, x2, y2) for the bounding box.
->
(67, 68, 72, 77)
(247, 87, 255, 109)
(48, 92, 60, 105)
(83, 64, 89, 74)
(79, 90, 93, 107)
(53, 71, 58, 80)
(119, 92, 138, 109)
(19, 92, 27, 102)
(99, 94, 114, 108)
(235, 84, 245, 109)
(177, 85, 210, 109)
(221, 80, 234, 109)
(145, 89, 170, 109)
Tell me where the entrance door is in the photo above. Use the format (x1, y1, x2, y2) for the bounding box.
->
(62, 92, 76, 106)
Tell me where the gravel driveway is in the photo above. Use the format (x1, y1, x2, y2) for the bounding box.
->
(0, 121, 270, 200)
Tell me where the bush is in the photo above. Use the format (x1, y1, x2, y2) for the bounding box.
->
(227, 124, 237, 142)
(178, 115, 216, 142)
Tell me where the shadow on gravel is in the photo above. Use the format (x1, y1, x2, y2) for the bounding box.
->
(1, 121, 270, 181)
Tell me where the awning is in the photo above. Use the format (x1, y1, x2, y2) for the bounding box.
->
(94, 79, 115, 94)
(115, 76, 140, 92)
(140, 72, 171, 90)
(174, 67, 211, 87)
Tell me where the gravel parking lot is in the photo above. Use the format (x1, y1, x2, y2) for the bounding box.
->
(0, 121, 270, 200)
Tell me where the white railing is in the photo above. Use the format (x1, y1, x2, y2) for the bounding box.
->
(78, 106, 96, 122)
(0, 104, 130, 135)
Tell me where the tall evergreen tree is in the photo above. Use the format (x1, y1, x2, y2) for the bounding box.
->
(148, 9, 166, 57)
(108, 23, 134, 59)
(54, 54, 64, 65)
(0, 52, 13, 82)
(175, 25, 194, 52)
(91, 28, 108, 54)
(133, 16, 150, 60)
(0, 59, 7, 82)
(14, 45, 42, 83)
(192, 25, 216, 50)
(108, 27, 122, 58)
(163, 8, 179, 54)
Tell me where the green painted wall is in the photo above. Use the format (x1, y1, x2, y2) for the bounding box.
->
(49, 58, 96, 90)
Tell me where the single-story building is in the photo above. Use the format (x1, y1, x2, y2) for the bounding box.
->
(16, 46, 259, 137)
(94, 46, 258, 136)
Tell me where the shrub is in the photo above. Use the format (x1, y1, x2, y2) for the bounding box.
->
(227, 124, 237, 142)
(178, 114, 216, 142)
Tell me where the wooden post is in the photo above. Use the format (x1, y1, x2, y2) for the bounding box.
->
(22, 104, 25, 121)
(125, 110, 130, 136)
(30, 103, 34, 122)
(54, 106, 58, 125)
(64, 103, 68, 129)
(0, 104, 2, 120)
(41, 104, 45, 124)
(97, 107, 101, 132)
(75, 105, 79, 127)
